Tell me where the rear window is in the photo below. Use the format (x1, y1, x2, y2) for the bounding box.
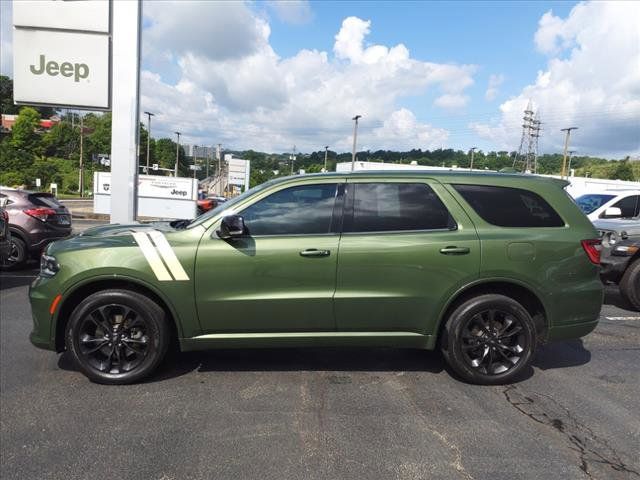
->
(575, 194, 616, 214)
(28, 194, 61, 208)
(453, 184, 564, 227)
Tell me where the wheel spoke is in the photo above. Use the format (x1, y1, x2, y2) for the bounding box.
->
(498, 325, 523, 339)
(122, 340, 145, 355)
(85, 341, 109, 354)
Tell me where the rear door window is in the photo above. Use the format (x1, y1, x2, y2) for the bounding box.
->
(28, 194, 62, 209)
(343, 183, 455, 233)
(453, 184, 564, 227)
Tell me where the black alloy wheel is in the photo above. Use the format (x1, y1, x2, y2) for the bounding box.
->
(442, 294, 536, 385)
(459, 308, 527, 375)
(67, 289, 169, 384)
(1, 237, 26, 270)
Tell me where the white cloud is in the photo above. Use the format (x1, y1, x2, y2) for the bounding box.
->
(473, 1, 640, 157)
(267, 1, 313, 25)
(141, 8, 477, 152)
(485, 74, 504, 101)
(434, 94, 469, 109)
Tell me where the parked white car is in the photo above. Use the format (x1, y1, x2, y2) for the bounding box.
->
(574, 190, 640, 221)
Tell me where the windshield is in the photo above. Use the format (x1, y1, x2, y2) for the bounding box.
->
(187, 178, 282, 228)
(575, 194, 616, 214)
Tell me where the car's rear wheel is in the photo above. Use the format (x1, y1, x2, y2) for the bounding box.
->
(0, 237, 26, 270)
(619, 259, 640, 311)
(66, 289, 169, 384)
(441, 294, 536, 385)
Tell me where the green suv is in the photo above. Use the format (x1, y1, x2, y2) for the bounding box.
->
(29, 172, 603, 385)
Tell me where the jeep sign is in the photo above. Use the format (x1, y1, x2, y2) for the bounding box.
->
(13, 29, 110, 109)
(12, 0, 111, 110)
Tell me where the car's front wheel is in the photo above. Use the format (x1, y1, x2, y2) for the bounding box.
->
(441, 294, 536, 385)
(66, 289, 169, 384)
(619, 259, 640, 311)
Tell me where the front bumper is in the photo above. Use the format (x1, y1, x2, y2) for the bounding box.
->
(28, 276, 58, 351)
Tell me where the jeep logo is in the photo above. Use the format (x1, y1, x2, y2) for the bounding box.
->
(29, 54, 89, 82)
(171, 189, 187, 197)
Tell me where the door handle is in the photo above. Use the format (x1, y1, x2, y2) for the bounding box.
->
(299, 249, 331, 257)
(439, 246, 470, 255)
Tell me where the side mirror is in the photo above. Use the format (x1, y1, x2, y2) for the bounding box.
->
(216, 215, 246, 239)
(603, 207, 622, 218)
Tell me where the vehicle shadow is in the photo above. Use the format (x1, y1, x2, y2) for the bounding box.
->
(532, 339, 591, 370)
(0, 270, 37, 290)
(58, 340, 592, 385)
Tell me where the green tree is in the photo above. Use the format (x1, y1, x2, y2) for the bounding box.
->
(10, 107, 43, 155)
(611, 160, 636, 181)
(42, 122, 79, 159)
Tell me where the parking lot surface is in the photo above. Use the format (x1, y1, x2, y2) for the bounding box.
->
(1, 269, 639, 480)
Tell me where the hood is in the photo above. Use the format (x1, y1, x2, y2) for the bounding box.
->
(47, 222, 177, 255)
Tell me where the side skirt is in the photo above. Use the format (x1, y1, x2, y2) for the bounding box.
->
(179, 331, 436, 351)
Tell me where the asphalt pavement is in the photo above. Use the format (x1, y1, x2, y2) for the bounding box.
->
(1, 269, 638, 480)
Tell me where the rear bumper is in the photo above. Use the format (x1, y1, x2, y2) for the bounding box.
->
(547, 319, 599, 342)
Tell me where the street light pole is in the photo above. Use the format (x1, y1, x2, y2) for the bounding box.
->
(324, 145, 329, 172)
(567, 150, 576, 177)
(561, 127, 578, 179)
(351, 115, 362, 172)
(174, 131, 181, 177)
(144, 111, 154, 174)
(469, 147, 477, 171)
(79, 113, 84, 197)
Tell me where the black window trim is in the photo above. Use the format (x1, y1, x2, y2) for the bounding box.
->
(451, 183, 567, 228)
(230, 181, 345, 239)
(342, 181, 458, 235)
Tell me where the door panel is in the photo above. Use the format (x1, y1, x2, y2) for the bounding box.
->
(194, 181, 343, 333)
(334, 180, 480, 334)
(195, 235, 339, 333)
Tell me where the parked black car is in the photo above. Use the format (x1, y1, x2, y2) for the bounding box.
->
(0, 189, 72, 269)
(595, 217, 640, 311)
(0, 199, 11, 264)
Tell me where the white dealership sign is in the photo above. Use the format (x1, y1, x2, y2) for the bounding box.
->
(94, 173, 199, 219)
(12, 0, 111, 110)
(226, 155, 251, 189)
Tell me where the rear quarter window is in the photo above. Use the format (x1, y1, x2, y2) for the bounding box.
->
(28, 194, 61, 208)
(453, 184, 565, 227)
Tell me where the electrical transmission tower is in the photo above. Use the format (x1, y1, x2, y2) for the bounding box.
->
(513, 101, 542, 173)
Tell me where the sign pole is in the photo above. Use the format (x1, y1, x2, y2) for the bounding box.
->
(109, 0, 141, 224)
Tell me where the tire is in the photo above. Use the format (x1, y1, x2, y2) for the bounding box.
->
(66, 289, 170, 385)
(441, 294, 536, 385)
(0, 236, 26, 270)
(619, 259, 640, 311)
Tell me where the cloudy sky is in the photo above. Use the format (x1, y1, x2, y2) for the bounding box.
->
(1, 1, 639, 158)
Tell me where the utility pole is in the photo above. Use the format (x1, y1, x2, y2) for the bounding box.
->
(290, 145, 296, 174)
(174, 131, 181, 177)
(469, 147, 477, 171)
(79, 113, 84, 197)
(561, 127, 578, 179)
(193, 145, 198, 180)
(567, 150, 576, 177)
(206, 148, 210, 178)
(143, 111, 154, 174)
(351, 115, 362, 172)
(324, 145, 329, 172)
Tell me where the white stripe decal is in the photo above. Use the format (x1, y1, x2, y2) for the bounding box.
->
(147, 230, 190, 281)
(132, 231, 173, 281)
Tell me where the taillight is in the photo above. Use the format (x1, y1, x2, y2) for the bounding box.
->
(1, 210, 7, 222)
(581, 239, 601, 265)
(24, 208, 57, 222)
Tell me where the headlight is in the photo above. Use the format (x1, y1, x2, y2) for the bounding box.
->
(612, 245, 639, 257)
(40, 255, 60, 277)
